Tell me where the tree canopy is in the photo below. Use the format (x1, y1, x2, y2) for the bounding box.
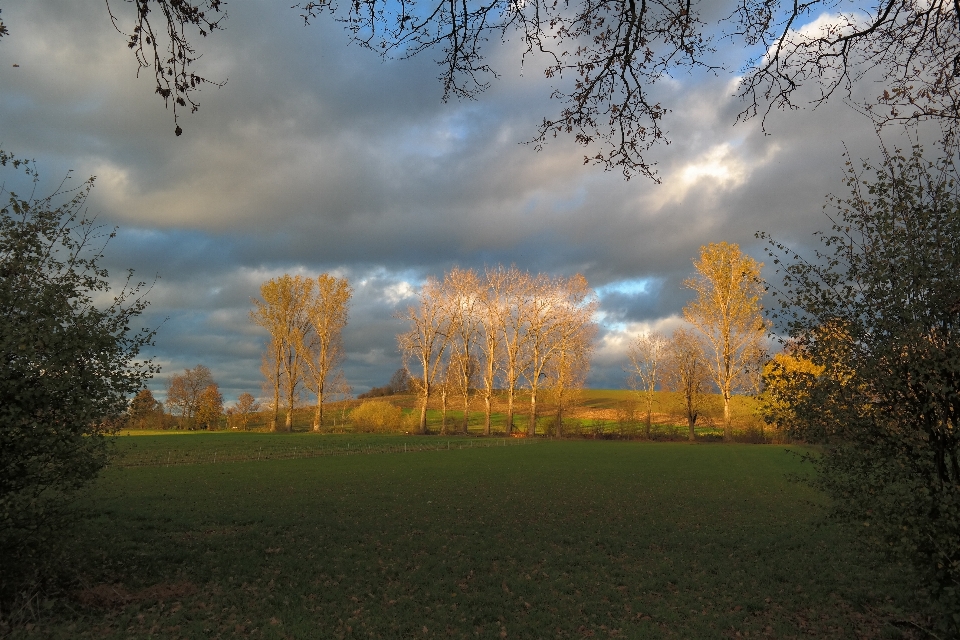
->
(761, 145, 960, 631)
(0, 158, 155, 588)
(75, 0, 959, 177)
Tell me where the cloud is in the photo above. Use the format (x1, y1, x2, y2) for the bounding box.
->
(0, 0, 911, 401)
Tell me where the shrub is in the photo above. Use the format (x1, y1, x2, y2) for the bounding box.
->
(349, 401, 404, 433)
(0, 158, 154, 607)
(762, 145, 960, 632)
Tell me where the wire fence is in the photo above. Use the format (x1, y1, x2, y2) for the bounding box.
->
(113, 437, 544, 469)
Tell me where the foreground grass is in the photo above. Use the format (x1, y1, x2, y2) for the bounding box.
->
(112, 431, 529, 467)
(18, 439, 922, 638)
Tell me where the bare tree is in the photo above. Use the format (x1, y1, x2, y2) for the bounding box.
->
(476, 267, 509, 436)
(664, 328, 710, 441)
(522, 274, 597, 437)
(328, 370, 354, 429)
(103, 1, 960, 173)
(684, 242, 767, 441)
(445, 267, 482, 435)
(498, 268, 533, 435)
(251, 275, 312, 431)
(233, 392, 261, 431)
(397, 277, 455, 434)
(447, 349, 478, 434)
(627, 331, 668, 439)
(547, 308, 597, 437)
(301, 274, 352, 431)
(388, 367, 412, 394)
(165, 364, 214, 429)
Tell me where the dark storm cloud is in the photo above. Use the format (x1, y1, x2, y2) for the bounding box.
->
(0, 0, 908, 399)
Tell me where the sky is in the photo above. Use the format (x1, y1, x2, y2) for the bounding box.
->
(0, 0, 924, 402)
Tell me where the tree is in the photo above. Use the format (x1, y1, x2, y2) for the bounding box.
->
(165, 364, 214, 429)
(757, 348, 821, 442)
(445, 267, 482, 434)
(128, 389, 165, 430)
(522, 274, 597, 437)
(388, 367, 412, 394)
(627, 331, 668, 439)
(0, 158, 155, 591)
(301, 274, 351, 431)
(476, 267, 509, 436)
(329, 371, 354, 429)
(195, 383, 224, 430)
(546, 310, 597, 437)
(81, 1, 960, 176)
(498, 268, 534, 435)
(397, 276, 454, 434)
(683, 242, 767, 441)
(252, 275, 312, 431)
(232, 392, 261, 431)
(761, 145, 960, 630)
(663, 328, 710, 441)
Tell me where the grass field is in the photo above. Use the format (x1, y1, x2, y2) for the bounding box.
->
(13, 435, 924, 639)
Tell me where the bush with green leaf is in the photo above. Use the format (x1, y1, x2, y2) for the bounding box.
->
(761, 145, 960, 632)
(0, 156, 155, 603)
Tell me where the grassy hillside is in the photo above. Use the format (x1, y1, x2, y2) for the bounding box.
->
(194, 390, 768, 441)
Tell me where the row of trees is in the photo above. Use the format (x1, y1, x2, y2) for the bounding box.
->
(398, 266, 598, 436)
(627, 242, 767, 442)
(251, 274, 352, 431)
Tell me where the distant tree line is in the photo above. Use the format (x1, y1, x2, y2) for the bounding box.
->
(126, 364, 227, 430)
(357, 368, 412, 399)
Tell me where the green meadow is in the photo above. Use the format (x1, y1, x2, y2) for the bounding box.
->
(15, 435, 924, 639)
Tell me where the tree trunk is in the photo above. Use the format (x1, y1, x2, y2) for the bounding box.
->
(418, 385, 429, 435)
(440, 388, 448, 435)
(645, 408, 652, 440)
(271, 360, 281, 432)
(505, 384, 515, 435)
(528, 390, 537, 437)
(461, 392, 470, 434)
(483, 393, 492, 436)
(723, 392, 732, 442)
(312, 387, 323, 432)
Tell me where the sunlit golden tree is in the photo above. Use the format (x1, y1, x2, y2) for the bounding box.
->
(251, 275, 312, 431)
(195, 383, 224, 430)
(683, 242, 767, 441)
(165, 364, 214, 429)
(627, 331, 668, 439)
(663, 328, 710, 441)
(397, 277, 455, 434)
(301, 274, 351, 431)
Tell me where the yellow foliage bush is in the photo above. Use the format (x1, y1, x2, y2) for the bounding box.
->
(349, 400, 404, 433)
